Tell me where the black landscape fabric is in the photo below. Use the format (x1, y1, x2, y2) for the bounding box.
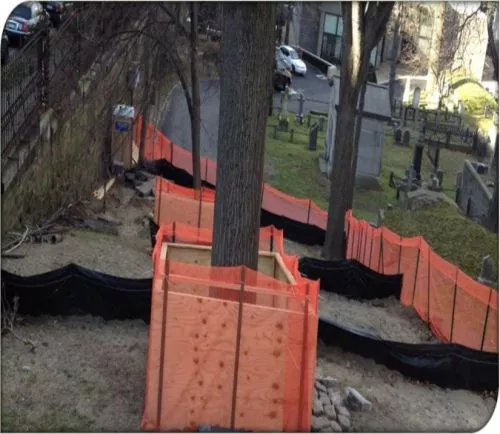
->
(298, 257, 403, 300)
(1, 265, 497, 391)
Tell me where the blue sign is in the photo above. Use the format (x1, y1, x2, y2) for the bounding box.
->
(114, 121, 130, 133)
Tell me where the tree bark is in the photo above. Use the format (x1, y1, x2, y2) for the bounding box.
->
(323, 1, 394, 260)
(345, 75, 368, 210)
(190, 2, 202, 191)
(485, 6, 498, 233)
(211, 3, 275, 269)
(388, 5, 401, 105)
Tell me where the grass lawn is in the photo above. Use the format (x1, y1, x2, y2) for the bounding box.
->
(265, 115, 499, 281)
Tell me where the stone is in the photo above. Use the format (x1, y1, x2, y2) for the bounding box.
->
(315, 379, 328, 394)
(22, 366, 31, 372)
(335, 404, 351, 419)
(329, 421, 342, 432)
(329, 390, 344, 406)
(135, 178, 155, 197)
(343, 387, 373, 412)
(394, 128, 402, 144)
(317, 375, 338, 389)
(319, 392, 331, 408)
(323, 403, 337, 420)
(337, 414, 351, 431)
(402, 130, 410, 146)
(312, 416, 331, 431)
(313, 398, 324, 416)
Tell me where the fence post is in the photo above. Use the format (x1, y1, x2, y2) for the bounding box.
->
(197, 190, 203, 229)
(172, 221, 176, 243)
(231, 267, 246, 429)
(427, 246, 431, 324)
(297, 283, 310, 430)
(379, 227, 385, 274)
(397, 235, 402, 274)
(449, 268, 459, 342)
(357, 223, 364, 261)
(480, 287, 494, 351)
(306, 200, 312, 225)
(411, 242, 422, 305)
(270, 226, 274, 252)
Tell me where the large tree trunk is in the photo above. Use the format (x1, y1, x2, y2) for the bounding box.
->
(190, 2, 202, 191)
(211, 3, 275, 269)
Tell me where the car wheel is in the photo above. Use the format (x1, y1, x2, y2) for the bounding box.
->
(292, 64, 296, 75)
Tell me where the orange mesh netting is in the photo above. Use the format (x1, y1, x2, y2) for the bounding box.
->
(143, 241, 319, 432)
(136, 117, 497, 353)
(346, 213, 498, 352)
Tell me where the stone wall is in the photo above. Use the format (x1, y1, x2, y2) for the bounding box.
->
(456, 159, 493, 225)
(1, 36, 174, 232)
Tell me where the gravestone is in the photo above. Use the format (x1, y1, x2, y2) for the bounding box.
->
(394, 129, 402, 144)
(445, 130, 452, 148)
(436, 169, 444, 187)
(412, 138, 425, 181)
(458, 101, 465, 115)
(402, 130, 410, 146)
(412, 87, 421, 109)
(309, 122, 319, 151)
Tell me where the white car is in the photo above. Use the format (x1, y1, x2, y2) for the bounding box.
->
(278, 45, 307, 76)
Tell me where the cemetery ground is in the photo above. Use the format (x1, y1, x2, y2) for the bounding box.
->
(265, 114, 499, 281)
(1, 184, 496, 432)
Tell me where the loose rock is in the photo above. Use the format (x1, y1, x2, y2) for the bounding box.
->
(329, 390, 344, 406)
(344, 387, 373, 412)
(317, 375, 338, 389)
(313, 399, 324, 416)
(335, 404, 351, 419)
(319, 392, 331, 408)
(337, 414, 351, 431)
(329, 420, 342, 432)
(312, 415, 331, 431)
(315, 380, 328, 394)
(323, 403, 336, 420)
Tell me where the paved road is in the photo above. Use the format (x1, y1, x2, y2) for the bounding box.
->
(160, 62, 332, 160)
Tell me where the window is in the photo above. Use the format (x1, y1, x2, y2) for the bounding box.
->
(280, 46, 290, 56)
(321, 13, 343, 64)
(11, 5, 32, 20)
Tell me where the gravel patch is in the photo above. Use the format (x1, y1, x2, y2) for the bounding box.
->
(1, 316, 148, 432)
(319, 291, 438, 344)
(317, 341, 496, 432)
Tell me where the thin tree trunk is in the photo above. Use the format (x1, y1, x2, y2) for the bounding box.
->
(211, 3, 275, 269)
(138, 51, 152, 167)
(345, 75, 368, 210)
(388, 6, 401, 105)
(323, 1, 393, 260)
(486, 8, 498, 233)
(426, 2, 445, 98)
(190, 1, 201, 191)
(323, 4, 364, 260)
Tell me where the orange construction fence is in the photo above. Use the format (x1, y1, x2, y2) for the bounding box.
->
(152, 221, 285, 265)
(345, 211, 498, 353)
(135, 117, 498, 353)
(143, 240, 319, 432)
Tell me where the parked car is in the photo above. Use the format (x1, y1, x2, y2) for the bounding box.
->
(274, 46, 292, 91)
(42, 1, 66, 28)
(1, 32, 9, 66)
(278, 45, 307, 76)
(4, 2, 51, 46)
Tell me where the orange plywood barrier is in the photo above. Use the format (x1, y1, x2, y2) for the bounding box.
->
(142, 243, 319, 432)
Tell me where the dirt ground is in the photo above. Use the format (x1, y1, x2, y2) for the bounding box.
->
(1, 184, 497, 431)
